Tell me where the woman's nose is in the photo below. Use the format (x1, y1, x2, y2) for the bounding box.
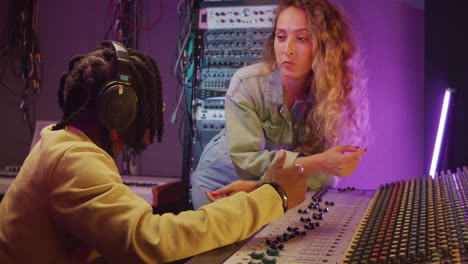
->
(285, 39, 295, 56)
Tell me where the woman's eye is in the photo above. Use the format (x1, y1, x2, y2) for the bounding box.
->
(276, 34, 286, 41)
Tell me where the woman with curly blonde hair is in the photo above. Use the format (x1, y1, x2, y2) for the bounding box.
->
(191, 0, 370, 209)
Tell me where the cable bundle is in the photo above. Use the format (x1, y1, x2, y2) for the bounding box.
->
(0, 0, 42, 136)
(104, 0, 162, 49)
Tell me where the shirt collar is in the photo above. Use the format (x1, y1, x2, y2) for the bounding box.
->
(266, 68, 313, 108)
(266, 68, 285, 105)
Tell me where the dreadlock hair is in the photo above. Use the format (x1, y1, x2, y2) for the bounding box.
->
(52, 43, 164, 158)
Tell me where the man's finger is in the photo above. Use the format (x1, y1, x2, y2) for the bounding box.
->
(269, 150, 287, 169)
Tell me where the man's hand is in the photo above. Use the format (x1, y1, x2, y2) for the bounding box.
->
(264, 150, 307, 209)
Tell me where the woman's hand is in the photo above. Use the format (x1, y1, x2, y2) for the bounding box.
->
(205, 180, 258, 202)
(297, 145, 367, 177)
(319, 145, 366, 177)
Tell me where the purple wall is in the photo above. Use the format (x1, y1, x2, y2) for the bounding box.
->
(0, 0, 425, 189)
(334, 0, 425, 189)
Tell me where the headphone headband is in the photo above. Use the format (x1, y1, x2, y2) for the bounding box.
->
(97, 40, 138, 133)
(102, 40, 132, 85)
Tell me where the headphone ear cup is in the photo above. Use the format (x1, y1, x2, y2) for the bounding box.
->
(97, 81, 138, 132)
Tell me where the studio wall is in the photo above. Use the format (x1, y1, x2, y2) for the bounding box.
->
(0, 0, 184, 178)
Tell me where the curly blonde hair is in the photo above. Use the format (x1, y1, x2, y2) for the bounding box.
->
(263, 0, 370, 154)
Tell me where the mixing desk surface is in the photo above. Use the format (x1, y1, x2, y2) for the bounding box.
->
(225, 188, 375, 264)
(189, 167, 468, 264)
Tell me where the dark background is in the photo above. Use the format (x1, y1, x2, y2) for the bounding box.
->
(425, 0, 468, 174)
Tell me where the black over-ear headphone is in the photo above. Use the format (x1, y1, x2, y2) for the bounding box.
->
(97, 40, 138, 132)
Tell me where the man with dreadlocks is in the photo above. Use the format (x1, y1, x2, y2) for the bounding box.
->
(0, 41, 306, 264)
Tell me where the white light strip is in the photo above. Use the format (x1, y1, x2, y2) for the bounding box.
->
(429, 89, 452, 178)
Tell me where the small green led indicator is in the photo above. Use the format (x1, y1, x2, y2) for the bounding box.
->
(119, 75, 130, 82)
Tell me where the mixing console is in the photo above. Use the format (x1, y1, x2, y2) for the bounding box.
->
(224, 167, 468, 263)
(225, 188, 375, 264)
